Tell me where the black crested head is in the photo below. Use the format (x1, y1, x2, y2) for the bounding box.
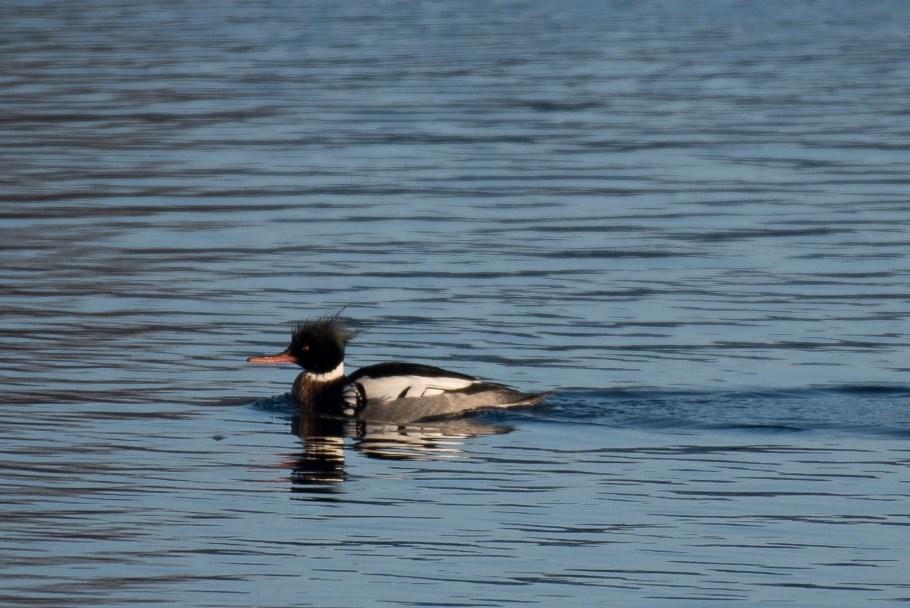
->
(287, 314, 357, 373)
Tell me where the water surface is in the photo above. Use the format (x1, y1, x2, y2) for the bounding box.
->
(2, 1, 910, 606)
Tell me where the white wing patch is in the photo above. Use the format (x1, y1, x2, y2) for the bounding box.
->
(356, 374, 478, 402)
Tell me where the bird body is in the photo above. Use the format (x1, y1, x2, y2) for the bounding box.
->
(248, 316, 548, 423)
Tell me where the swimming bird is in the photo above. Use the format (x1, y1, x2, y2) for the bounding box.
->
(247, 315, 549, 423)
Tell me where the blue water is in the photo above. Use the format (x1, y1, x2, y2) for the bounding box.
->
(2, 1, 910, 606)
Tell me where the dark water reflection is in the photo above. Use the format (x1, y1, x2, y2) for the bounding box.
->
(288, 412, 511, 486)
(3, 0, 910, 606)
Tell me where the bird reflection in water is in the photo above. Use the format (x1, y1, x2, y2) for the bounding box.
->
(287, 413, 511, 488)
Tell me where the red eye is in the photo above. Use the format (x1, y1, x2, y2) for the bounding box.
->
(302, 344, 310, 352)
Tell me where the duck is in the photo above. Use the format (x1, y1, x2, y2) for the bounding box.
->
(247, 314, 549, 423)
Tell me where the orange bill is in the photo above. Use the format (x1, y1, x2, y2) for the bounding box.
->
(247, 349, 296, 364)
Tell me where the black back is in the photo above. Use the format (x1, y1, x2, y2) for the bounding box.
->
(347, 362, 478, 382)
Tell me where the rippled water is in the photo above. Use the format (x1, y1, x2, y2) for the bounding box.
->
(2, 1, 910, 606)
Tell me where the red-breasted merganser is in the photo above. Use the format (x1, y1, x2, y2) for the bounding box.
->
(247, 315, 549, 423)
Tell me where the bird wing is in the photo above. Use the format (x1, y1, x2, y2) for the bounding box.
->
(357, 373, 479, 400)
(341, 362, 481, 413)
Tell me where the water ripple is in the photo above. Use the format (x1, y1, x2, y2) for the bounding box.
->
(3, 0, 910, 606)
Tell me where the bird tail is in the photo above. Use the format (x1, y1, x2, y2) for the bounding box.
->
(493, 391, 553, 408)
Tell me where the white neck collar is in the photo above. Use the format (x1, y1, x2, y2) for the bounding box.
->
(304, 362, 344, 383)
